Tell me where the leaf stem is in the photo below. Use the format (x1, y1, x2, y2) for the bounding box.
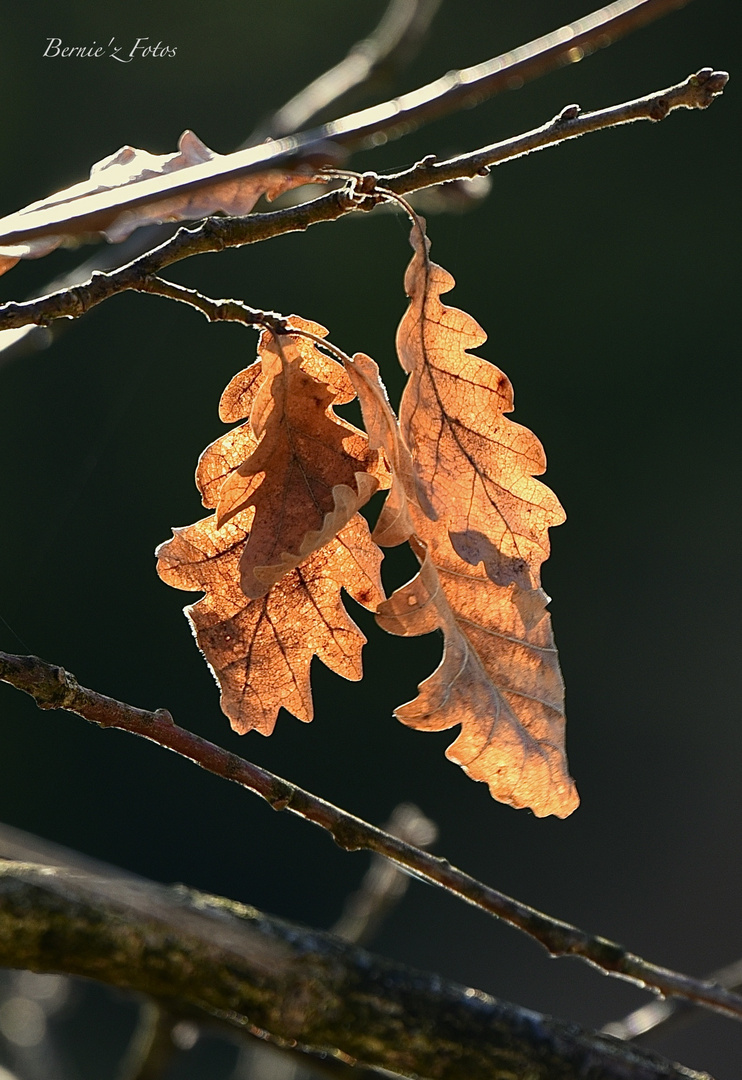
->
(2, 648, 742, 1025)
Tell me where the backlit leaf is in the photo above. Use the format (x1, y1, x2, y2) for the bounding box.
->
(156, 512, 384, 735)
(377, 527, 577, 818)
(214, 323, 385, 597)
(396, 220, 565, 590)
(0, 130, 313, 273)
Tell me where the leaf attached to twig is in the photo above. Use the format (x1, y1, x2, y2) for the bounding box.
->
(396, 220, 565, 590)
(0, 130, 314, 274)
(342, 223, 576, 816)
(213, 321, 386, 597)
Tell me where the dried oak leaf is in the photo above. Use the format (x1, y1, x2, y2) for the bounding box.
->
(346, 313, 575, 815)
(156, 512, 384, 735)
(194, 317, 354, 510)
(0, 130, 313, 273)
(214, 324, 386, 598)
(344, 351, 418, 548)
(377, 529, 578, 818)
(396, 220, 565, 590)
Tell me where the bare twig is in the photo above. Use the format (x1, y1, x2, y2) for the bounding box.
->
(251, 0, 444, 140)
(603, 957, 742, 1042)
(116, 1002, 179, 1080)
(1, 649, 741, 1028)
(332, 803, 438, 946)
(131, 277, 292, 333)
(241, 805, 437, 1080)
(0, 0, 441, 366)
(0, 69, 727, 336)
(0, 860, 717, 1080)
(0, 0, 696, 252)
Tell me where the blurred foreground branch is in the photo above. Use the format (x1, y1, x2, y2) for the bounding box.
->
(251, 0, 444, 139)
(0, 861, 717, 1080)
(0, 0, 695, 254)
(604, 957, 742, 1043)
(0, 0, 442, 365)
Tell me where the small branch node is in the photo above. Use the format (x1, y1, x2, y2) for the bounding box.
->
(3, 650, 742, 1022)
(356, 171, 381, 195)
(35, 662, 80, 712)
(153, 708, 175, 726)
(331, 824, 363, 852)
(333, 170, 387, 212)
(649, 97, 671, 120)
(557, 103, 582, 123)
(260, 310, 293, 335)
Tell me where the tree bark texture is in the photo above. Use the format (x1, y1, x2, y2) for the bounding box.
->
(0, 862, 712, 1080)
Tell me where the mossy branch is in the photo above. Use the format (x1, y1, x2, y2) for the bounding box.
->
(0, 861, 716, 1080)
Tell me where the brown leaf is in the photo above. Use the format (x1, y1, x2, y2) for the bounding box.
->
(344, 352, 418, 548)
(156, 512, 384, 735)
(396, 220, 565, 590)
(345, 345, 575, 814)
(0, 130, 313, 273)
(194, 317, 351, 511)
(0, 254, 20, 276)
(377, 528, 578, 818)
(214, 326, 385, 598)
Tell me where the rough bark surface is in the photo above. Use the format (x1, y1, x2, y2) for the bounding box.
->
(0, 862, 712, 1080)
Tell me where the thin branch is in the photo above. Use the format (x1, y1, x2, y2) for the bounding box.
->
(131, 277, 293, 334)
(116, 1002, 179, 1080)
(603, 957, 742, 1043)
(0, 69, 727, 336)
(0, 0, 695, 252)
(1, 650, 742, 1028)
(0, 860, 718, 1080)
(241, 804, 437, 1080)
(0, 0, 441, 366)
(251, 0, 444, 140)
(384, 66, 729, 188)
(331, 803, 438, 946)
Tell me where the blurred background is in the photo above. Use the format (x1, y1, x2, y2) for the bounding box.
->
(0, 0, 740, 1076)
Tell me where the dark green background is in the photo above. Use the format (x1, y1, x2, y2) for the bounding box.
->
(1, 1, 741, 1076)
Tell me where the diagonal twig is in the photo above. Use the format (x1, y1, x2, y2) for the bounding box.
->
(331, 803, 438, 946)
(1, 648, 742, 1028)
(250, 0, 444, 141)
(241, 804, 438, 1080)
(0, 0, 696, 253)
(603, 957, 742, 1043)
(115, 1002, 180, 1080)
(0, 69, 727, 337)
(0, 0, 441, 366)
